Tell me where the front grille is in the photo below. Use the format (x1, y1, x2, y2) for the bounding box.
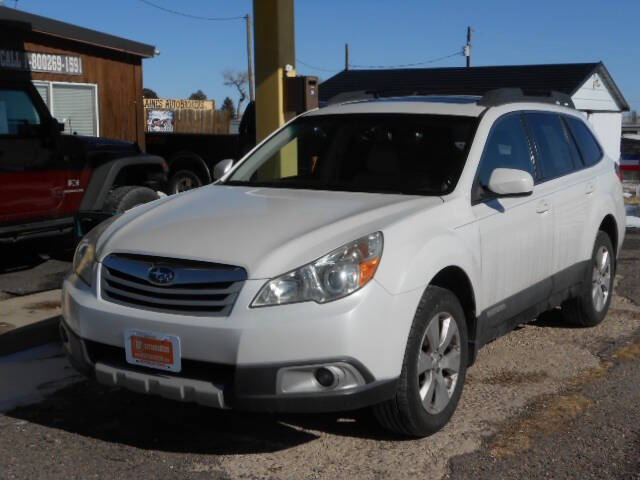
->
(100, 253, 247, 316)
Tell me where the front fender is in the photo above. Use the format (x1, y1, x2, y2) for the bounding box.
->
(80, 155, 166, 211)
(376, 228, 482, 306)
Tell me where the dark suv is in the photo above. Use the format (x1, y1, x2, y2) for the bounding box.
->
(0, 80, 167, 245)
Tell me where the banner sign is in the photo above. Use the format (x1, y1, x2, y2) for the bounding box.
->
(147, 110, 175, 132)
(143, 98, 215, 110)
(0, 50, 83, 75)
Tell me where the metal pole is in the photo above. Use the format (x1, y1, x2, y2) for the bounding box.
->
(246, 13, 256, 101)
(466, 26, 472, 67)
(345, 43, 349, 71)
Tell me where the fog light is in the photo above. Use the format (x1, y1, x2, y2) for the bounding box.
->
(314, 367, 336, 387)
(277, 362, 366, 394)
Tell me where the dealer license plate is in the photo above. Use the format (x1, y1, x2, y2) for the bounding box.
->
(124, 329, 182, 373)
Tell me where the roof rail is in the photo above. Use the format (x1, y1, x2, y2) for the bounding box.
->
(327, 90, 379, 105)
(478, 88, 575, 108)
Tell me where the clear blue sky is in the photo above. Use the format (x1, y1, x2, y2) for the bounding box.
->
(14, 0, 640, 112)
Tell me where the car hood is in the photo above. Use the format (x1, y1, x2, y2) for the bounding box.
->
(98, 185, 442, 279)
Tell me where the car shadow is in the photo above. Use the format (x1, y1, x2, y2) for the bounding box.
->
(532, 308, 582, 329)
(0, 245, 46, 274)
(5, 378, 404, 454)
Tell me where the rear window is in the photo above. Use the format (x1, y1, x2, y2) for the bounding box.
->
(565, 116, 603, 167)
(525, 112, 576, 180)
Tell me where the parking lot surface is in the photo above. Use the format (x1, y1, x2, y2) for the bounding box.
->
(0, 231, 639, 480)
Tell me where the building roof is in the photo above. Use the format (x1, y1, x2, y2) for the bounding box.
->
(0, 6, 155, 58)
(319, 62, 629, 111)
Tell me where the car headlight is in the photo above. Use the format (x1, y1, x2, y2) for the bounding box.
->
(252, 232, 383, 307)
(73, 215, 120, 286)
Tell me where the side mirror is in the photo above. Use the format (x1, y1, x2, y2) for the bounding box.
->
(45, 119, 64, 137)
(486, 168, 534, 197)
(213, 159, 234, 180)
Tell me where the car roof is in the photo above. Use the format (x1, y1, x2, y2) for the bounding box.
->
(308, 96, 487, 117)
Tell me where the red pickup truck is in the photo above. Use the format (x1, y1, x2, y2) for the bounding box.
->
(0, 79, 167, 245)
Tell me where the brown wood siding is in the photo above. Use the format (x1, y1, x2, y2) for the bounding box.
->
(4, 29, 147, 149)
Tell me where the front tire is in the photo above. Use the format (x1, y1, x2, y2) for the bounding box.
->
(373, 286, 468, 437)
(562, 231, 615, 327)
(103, 186, 159, 214)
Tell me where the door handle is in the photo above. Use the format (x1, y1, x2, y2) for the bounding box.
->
(536, 199, 550, 214)
(585, 182, 596, 195)
(53, 187, 64, 198)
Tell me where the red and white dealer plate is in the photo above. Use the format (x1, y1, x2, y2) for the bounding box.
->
(124, 329, 182, 373)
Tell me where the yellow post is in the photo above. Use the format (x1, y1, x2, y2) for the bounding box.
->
(253, 0, 297, 179)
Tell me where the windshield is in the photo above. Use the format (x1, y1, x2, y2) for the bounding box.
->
(226, 113, 477, 195)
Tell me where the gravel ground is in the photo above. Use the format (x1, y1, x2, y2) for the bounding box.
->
(0, 246, 71, 298)
(448, 334, 640, 480)
(0, 230, 639, 480)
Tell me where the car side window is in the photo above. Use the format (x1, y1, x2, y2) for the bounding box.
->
(564, 116, 603, 167)
(0, 89, 41, 136)
(525, 112, 575, 180)
(476, 113, 534, 193)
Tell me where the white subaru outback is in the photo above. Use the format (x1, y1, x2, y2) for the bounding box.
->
(61, 89, 625, 437)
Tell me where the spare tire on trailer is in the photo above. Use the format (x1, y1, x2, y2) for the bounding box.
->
(103, 186, 159, 214)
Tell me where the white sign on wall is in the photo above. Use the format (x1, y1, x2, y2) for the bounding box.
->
(0, 50, 83, 75)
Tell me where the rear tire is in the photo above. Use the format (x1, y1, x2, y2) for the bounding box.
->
(562, 231, 615, 327)
(373, 286, 468, 437)
(103, 186, 159, 214)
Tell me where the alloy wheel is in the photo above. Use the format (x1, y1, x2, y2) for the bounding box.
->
(417, 311, 461, 414)
(592, 245, 611, 312)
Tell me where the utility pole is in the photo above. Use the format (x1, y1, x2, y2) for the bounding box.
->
(465, 26, 472, 67)
(245, 14, 256, 101)
(345, 43, 349, 71)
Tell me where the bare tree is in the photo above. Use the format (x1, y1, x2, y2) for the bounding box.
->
(222, 70, 248, 119)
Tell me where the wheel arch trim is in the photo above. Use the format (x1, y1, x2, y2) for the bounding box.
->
(80, 155, 165, 211)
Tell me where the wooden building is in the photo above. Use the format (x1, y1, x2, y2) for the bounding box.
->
(0, 6, 155, 148)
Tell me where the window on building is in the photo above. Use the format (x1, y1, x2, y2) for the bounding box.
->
(33, 81, 98, 137)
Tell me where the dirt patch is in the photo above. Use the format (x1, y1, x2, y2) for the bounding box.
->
(0, 322, 14, 334)
(483, 370, 549, 386)
(489, 393, 594, 458)
(613, 337, 640, 360)
(26, 301, 60, 311)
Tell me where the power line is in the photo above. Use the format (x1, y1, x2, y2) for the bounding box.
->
(351, 50, 462, 69)
(137, 0, 245, 21)
(296, 59, 339, 73)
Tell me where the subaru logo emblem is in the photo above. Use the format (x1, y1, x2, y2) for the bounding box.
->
(148, 265, 175, 286)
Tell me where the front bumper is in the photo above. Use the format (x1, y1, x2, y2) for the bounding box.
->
(61, 271, 419, 412)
